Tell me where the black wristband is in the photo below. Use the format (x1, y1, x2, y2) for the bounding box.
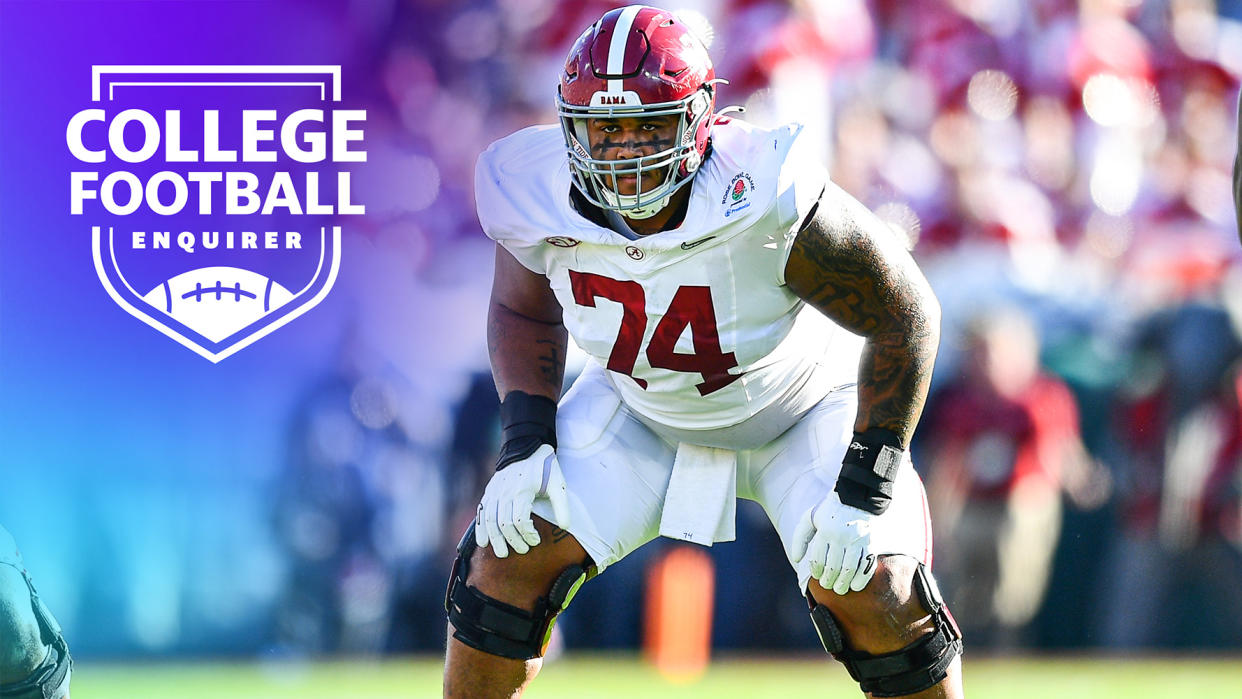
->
(834, 427, 905, 515)
(496, 391, 558, 470)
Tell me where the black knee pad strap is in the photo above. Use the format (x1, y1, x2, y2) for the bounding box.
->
(808, 562, 962, 697)
(809, 602, 846, 654)
(848, 623, 962, 697)
(444, 524, 586, 660)
(0, 562, 72, 699)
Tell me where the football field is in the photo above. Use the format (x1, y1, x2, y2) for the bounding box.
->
(75, 654, 1242, 698)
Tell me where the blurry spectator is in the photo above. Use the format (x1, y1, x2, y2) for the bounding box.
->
(271, 336, 442, 654)
(271, 365, 383, 654)
(1233, 93, 1242, 241)
(1099, 298, 1242, 648)
(923, 307, 1108, 648)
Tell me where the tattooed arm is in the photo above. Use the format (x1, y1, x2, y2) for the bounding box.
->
(783, 183, 940, 447)
(472, 244, 572, 558)
(488, 244, 567, 401)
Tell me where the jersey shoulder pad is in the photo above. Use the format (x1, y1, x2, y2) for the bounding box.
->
(706, 119, 828, 283)
(707, 119, 826, 226)
(475, 126, 580, 273)
(771, 122, 828, 232)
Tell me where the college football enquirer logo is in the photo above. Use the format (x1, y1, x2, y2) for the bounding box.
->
(68, 65, 365, 361)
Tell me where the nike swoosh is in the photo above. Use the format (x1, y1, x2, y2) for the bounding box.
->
(680, 236, 716, 250)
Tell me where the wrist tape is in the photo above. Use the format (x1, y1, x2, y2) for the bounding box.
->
(496, 391, 558, 470)
(835, 427, 904, 515)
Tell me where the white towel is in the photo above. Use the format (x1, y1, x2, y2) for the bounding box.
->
(658, 442, 737, 546)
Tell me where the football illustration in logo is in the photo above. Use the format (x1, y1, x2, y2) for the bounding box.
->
(141, 267, 296, 343)
(93, 225, 341, 362)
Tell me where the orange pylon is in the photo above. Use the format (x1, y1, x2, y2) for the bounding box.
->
(643, 545, 715, 682)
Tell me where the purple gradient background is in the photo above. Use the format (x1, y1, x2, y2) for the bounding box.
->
(0, 0, 406, 654)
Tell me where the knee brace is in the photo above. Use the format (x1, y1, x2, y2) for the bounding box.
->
(0, 560, 72, 699)
(0, 641, 71, 699)
(444, 524, 587, 660)
(808, 563, 962, 698)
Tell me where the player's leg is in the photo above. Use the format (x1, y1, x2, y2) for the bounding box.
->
(0, 526, 72, 699)
(444, 365, 676, 698)
(806, 555, 963, 698)
(746, 389, 963, 698)
(0, 563, 43, 681)
(443, 517, 592, 698)
(992, 483, 1060, 643)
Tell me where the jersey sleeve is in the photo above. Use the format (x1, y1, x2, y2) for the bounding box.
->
(771, 123, 829, 285)
(474, 134, 557, 277)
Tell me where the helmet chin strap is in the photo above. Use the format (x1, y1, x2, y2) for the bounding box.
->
(600, 180, 674, 220)
(609, 192, 672, 220)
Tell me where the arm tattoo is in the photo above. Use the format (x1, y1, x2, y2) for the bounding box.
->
(535, 338, 566, 392)
(488, 301, 568, 397)
(550, 526, 572, 544)
(785, 189, 940, 445)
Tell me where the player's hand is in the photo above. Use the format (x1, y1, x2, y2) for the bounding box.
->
(475, 444, 570, 558)
(790, 494, 878, 595)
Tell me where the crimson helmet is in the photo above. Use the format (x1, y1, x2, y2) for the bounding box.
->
(557, 5, 717, 219)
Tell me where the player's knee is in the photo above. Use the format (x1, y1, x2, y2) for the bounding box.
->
(466, 516, 587, 608)
(445, 519, 591, 661)
(811, 555, 929, 650)
(807, 556, 963, 697)
(0, 564, 45, 678)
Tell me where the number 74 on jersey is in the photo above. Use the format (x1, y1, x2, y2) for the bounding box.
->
(569, 270, 741, 396)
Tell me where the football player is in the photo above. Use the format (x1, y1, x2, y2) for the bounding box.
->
(0, 525, 72, 699)
(444, 5, 963, 697)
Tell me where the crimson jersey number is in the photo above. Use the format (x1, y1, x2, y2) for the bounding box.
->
(568, 270, 741, 396)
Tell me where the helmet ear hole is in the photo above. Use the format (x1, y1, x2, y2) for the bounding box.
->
(685, 150, 701, 173)
(689, 91, 710, 119)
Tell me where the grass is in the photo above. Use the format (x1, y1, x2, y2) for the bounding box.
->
(72, 653, 1242, 698)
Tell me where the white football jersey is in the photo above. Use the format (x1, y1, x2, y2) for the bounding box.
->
(475, 118, 865, 431)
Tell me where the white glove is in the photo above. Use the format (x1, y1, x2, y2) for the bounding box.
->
(475, 444, 571, 558)
(791, 493, 878, 595)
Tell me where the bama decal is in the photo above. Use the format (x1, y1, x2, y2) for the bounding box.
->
(69, 65, 365, 362)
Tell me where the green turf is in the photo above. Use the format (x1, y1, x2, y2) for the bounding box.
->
(72, 654, 1242, 698)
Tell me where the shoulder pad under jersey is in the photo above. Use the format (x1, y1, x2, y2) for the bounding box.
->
(475, 125, 613, 275)
(698, 119, 828, 282)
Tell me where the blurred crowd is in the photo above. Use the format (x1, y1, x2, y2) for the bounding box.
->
(62, 0, 1242, 657)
